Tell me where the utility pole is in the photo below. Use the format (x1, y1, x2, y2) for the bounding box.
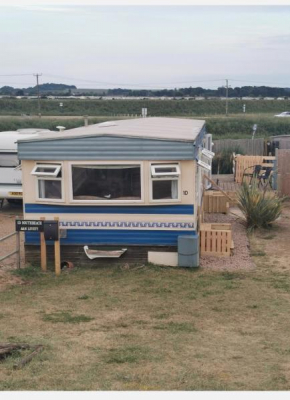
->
(34, 73, 42, 118)
(225, 79, 229, 117)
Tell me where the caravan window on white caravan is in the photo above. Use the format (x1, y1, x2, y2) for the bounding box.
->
(71, 164, 142, 201)
(150, 163, 180, 202)
(0, 153, 19, 167)
(31, 163, 63, 201)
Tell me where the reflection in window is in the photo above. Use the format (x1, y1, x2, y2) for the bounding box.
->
(152, 180, 178, 200)
(72, 165, 141, 200)
(38, 180, 62, 199)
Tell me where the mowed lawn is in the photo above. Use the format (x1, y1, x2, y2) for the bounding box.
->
(1, 241, 290, 392)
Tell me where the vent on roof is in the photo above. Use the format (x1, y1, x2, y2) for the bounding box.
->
(98, 122, 117, 127)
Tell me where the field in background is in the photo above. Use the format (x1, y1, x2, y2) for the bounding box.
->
(1, 204, 290, 390)
(1, 98, 290, 117)
(0, 113, 289, 139)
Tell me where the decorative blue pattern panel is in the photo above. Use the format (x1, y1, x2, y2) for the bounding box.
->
(25, 203, 194, 215)
(25, 229, 197, 246)
(59, 221, 194, 229)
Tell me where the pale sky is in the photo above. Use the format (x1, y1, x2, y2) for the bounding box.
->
(0, 5, 290, 89)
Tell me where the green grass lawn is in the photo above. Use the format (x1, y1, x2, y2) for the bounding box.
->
(1, 246, 290, 390)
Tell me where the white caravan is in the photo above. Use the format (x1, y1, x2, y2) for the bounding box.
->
(0, 129, 51, 203)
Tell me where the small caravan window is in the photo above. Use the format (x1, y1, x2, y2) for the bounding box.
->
(71, 164, 142, 201)
(38, 179, 62, 200)
(32, 163, 63, 201)
(0, 153, 19, 168)
(150, 163, 180, 202)
(151, 164, 180, 178)
(31, 164, 62, 177)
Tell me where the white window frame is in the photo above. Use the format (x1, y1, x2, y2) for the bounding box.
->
(31, 163, 62, 177)
(149, 162, 181, 203)
(151, 164, 180, 178)
(68, 161, 144, 204)
(33, 162, 64, 203)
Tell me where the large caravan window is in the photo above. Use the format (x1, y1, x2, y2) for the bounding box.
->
(31, 163, 63, 201)
(0, 153, 19, 168)
(150, 163, 180, 201)
(72, 164, 141, 201)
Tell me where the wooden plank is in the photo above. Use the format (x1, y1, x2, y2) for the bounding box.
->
(40, 217, 47, 272)
(261, 163, 274, 168)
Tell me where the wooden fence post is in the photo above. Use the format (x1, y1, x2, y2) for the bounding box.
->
(54, 217, 61, 276)
(40, 217, 47, 272)
(15, 215, 21, 269)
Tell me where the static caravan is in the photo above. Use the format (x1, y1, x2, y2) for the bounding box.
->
(0, 129, 51, 203)
(17, 117, 212, 267)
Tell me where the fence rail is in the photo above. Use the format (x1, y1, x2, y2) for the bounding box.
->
(213, 138, 265, 156)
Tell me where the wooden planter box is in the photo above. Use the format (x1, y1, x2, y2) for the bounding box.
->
(200, 223, 233, 257)
(203, 191, 229, 213)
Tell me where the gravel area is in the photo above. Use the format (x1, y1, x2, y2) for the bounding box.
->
(200, 208, 255, 271)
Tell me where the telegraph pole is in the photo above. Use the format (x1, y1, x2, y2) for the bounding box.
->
(34, 73, 42, 118)
(225, 79, 229, 117)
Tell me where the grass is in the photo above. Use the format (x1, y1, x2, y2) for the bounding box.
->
(1, 224, 290, 389)
(42, 311, 94, 324)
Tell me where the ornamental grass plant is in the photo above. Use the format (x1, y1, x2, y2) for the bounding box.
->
(237, 182, 284, 230)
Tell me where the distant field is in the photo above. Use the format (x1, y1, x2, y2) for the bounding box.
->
(1, 98, 290, 117)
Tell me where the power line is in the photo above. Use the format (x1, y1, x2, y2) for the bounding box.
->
(230, 78, 289, 87)
(44, 74, 226, 88)
(0, 74, 34, 77)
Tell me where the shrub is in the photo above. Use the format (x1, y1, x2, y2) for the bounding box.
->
(212, 146, 244, 174)
(237, 182, 284, 230)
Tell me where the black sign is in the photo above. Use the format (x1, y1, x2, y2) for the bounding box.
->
(16, 220, 44, 232)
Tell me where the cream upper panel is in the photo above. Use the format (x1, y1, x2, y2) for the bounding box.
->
(21, 160, 196, 206)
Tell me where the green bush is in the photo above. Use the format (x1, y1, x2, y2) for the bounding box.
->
(237, 182, 284, 230)
(212, 146, 244, 174)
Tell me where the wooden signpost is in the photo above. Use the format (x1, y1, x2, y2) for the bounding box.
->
(15, 218, 60, 276)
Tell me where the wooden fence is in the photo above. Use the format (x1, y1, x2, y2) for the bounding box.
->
(276, 149, 290, 196)
(213, 138, 265, 156)
(234, 155, 276, 184)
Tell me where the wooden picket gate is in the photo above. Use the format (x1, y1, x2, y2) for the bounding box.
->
(200, 223, 233, 257)
(235, 155, 276, 184)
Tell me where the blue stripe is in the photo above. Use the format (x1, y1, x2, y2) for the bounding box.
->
(25, 203, 194, 215)
(25, 229, 197, 246)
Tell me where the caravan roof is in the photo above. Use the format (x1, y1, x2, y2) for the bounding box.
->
(17, 117, 206, 143)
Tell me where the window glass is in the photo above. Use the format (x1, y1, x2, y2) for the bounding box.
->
(0, 153, 19, 167)
(72, 165, 141, 200)
(154, 166, 177, 174)
(152, 180, 178, 200)
(32, 164, 61, 177)
(38, 180, 62, 199)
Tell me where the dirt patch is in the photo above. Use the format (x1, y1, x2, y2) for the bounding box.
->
(249, 201, 290, 273)
(200, 208, 255, 271)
